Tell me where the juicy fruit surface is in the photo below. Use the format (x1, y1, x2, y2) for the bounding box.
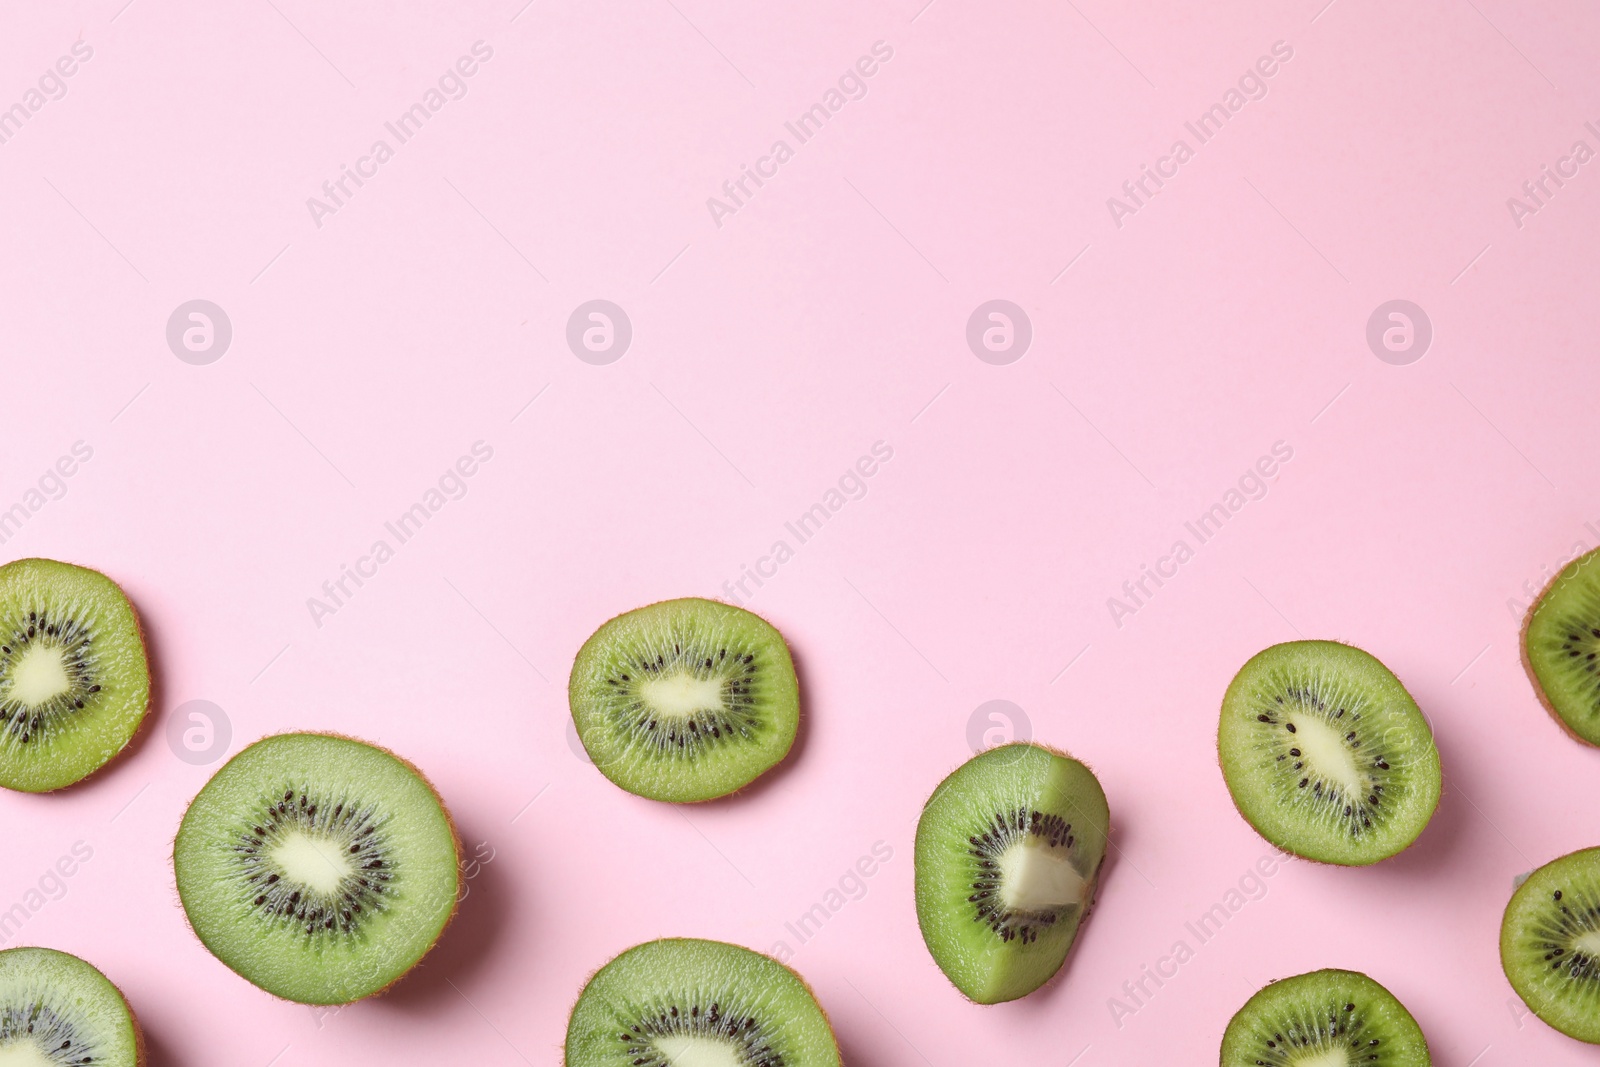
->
(173, 733, 460, 1004)
(1500, 847, 1600, 1043)
(1218, 641, 1440, 866)
(0, 947, 141, 1067)
(1221, 969, 1430, 1066)
(565, 939, 840, 1067)
(569, 599, 800, 802)
(1523, 548, 1600, 745)
(0, 559, 150, 792)
(914, 743, 1109, 1003)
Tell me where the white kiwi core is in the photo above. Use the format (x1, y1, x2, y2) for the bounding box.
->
(997, 837, 1084, 912)
(9, 645, 72, 707)
(0, 1042, 60, 1067)
(271, 832, 355, 894)
(1287, 714, 1364, 797)
(639, 673, 724, 718)
(654, 1035, 745, 1067)
(1290, 1050, 1349, 1067)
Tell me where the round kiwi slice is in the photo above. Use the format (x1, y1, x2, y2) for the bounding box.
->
(1500, 846, 1600, 1043)
(565, 938, 840, 1067)
(913, 742, 1110, 1004)
(173, 732, 461, 1004)
(1218, 641, 1440, 866)
(569, 598, 800, 802)
(1220, 968, 1431, 1066)
(0, 559, 150, 792)
(1522, 546, 1600, 746)
(0, 946, 143, 1067)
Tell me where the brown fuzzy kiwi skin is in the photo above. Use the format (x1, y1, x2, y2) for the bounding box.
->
(561, 939, 842, 1067)
(1520, 553, 1600, 747)
(568, 596, 802, 804)
(117, 977, 148, 1067)
(0, 558, 155, 793)
(169, 731, 464, 1006)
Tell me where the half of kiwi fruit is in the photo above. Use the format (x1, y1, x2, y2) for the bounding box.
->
(1220, 968, 1430, 1066)
(569, 598, 800, 802)
(0, 559, 150, 792)
(0, 946, 143, 1067)
(1218, 641, 1440, 866)
(914, 742, 1109, 1003)
(173, 732, 461, 1004)
(565, 938, 840, 1067)
(1500, 846, 1600, 1043)
(1522, 546, 1600, 745)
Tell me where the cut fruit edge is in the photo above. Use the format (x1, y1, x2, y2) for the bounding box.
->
(1521, 552, 1600, 748)
(0, 558, 153, 793)
(1215, 641, 1441, 867)
(171, 730, 464, 1005)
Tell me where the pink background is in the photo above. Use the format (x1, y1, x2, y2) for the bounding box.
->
(3, 0, 1600, 1063)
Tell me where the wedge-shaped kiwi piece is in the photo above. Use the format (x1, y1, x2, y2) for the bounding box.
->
(914, 742, 1109, 1003)
(174, 732, 461, 1004)
(0, 947, 143, 1066)
(0, 559, 150, 792)
(1500, 846, 1600, 1043)
(1218, 641, 1440, 866)
(569, 598, 800, 802)
(1522, 546, 1600, 745)
(565, 938, 840, 1067)
(1221, 968, 1431, 1066)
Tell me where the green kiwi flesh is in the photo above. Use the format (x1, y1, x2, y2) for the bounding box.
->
(0, 946, 143, 1067)
(569, 598, 800, 802)
(1500, 847, 1600, 1043)
(565, 938, 840, 1067)
(1522, 546, 1600, 746)
(913, 742, 1109, 1003)
(1220, 968, 1430, 1066)
(173, 732, 461, 1004)
(1218, 641, 1440, 866)
(0, 559, 150, 792)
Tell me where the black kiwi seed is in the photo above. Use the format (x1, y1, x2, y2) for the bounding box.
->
(230, 785, 393, 939)
(0, 1000, 97, 1067)
(963, 806, 1077, 946)
(0, 602, 105, 746)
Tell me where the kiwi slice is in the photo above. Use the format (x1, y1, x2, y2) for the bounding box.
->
(565, 938, 840, 1067)
(569, 598, 800, 802)
(1218, 641, 1440, 866)
(1500, 846, 1600, 1043)
(1522, 546, 1600, 745)
(0, 946, 143, 1067)
(1220, 968, 1431, 1066)
(913, 742, 1109, 1003)
(173, 732, 461, 1004)
(0, 559, 150, 792)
